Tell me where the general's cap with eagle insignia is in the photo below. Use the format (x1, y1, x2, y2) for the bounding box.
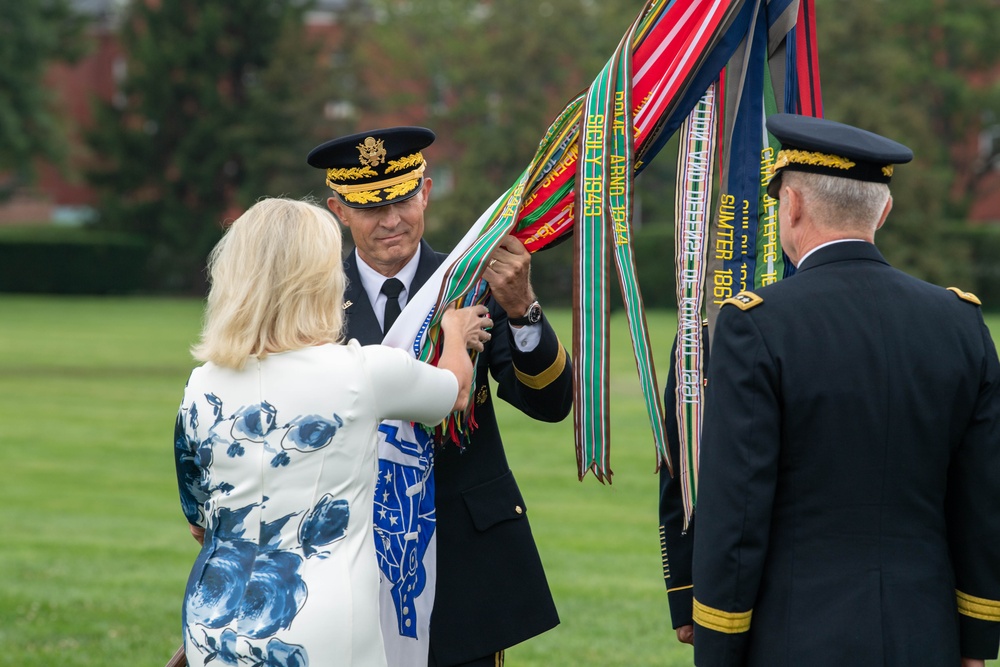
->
(765, 114, 913, 199)
(307, 126, 435, 209)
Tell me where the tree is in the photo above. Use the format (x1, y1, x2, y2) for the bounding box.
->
(86, 0, 333, 292)
(338, 0, 646, 244)
(814, 0, 1000, 285)
(0, 0, 86, 199)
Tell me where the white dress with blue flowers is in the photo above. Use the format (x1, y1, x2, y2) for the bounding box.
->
(174, 341, 458, 667)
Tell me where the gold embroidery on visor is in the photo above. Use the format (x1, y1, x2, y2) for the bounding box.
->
(342, 190, 384, 205)
(326, 165, 378, 182)
(383, 178, 420, 200)
(773, 149, 856, 173)
(386, 152, 425, 174)
(327, 163, 426, 196)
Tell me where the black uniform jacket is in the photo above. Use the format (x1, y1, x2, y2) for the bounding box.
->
(342, 240, 573, 666)
(659, 332, 703, 630)
(691, 241, 1000, 666)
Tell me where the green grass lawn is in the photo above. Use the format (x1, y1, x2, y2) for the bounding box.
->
(0, 295, 997, 666)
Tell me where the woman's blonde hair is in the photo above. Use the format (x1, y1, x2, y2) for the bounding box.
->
(193, 197, 345, 369)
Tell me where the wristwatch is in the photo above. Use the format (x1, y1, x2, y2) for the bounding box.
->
(508, 300, 542, 326)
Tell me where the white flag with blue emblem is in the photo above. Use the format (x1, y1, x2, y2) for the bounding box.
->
(374, 196, 501, 666)
(374, 420, 437, 666)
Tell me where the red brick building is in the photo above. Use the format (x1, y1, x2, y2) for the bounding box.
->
(0, 2, 122, 225)
(0, 0, 354, 226)
(2, 0, 997, 226)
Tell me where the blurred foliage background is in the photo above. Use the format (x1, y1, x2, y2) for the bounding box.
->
(0, 0, 998, 297)
(1, 3, 999, 664)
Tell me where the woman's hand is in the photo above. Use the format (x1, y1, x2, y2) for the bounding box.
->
(437, 304, 491, 412)
(441, 304, 493, 352)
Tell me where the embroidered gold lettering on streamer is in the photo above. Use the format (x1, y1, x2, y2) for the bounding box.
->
(773, 149, 856, 173)
(327, 166, 378, 183)
(386, 152, 424, 174)
(693, 598, 752, 634)
(956, 590, 1000, 621)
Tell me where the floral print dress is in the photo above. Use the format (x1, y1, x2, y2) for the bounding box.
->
(174, 341, 458, 667)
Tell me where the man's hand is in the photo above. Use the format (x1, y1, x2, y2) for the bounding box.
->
(961, 659, 985, 667)
(484, 236, 535, 320)
(676, 624, 694, 645)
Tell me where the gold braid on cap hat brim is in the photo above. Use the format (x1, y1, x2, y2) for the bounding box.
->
(769, 149, 895, 181)
(385, 152, 424, 174)
(774, 149, 856, 173)
(327, 162, 426, 205)
(326, 165, 378, 181)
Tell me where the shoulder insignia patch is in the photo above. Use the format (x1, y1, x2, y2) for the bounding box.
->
(722, 291, 763, 311)
(947, 287, 981, 306)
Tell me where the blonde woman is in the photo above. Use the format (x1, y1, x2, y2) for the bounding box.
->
(173, 197, 491, 667)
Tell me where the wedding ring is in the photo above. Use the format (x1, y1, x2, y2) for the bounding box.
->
(489, 258, 497, 269)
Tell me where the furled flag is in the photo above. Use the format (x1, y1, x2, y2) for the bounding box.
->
(392, 0, 821, 483)
(376, 0, 823, 662)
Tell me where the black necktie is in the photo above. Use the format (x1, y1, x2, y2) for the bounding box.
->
(380, 278, 404, 334)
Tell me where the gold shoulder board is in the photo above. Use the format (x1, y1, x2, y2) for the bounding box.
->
(947, 287, 981, 306)
(722, 291, 763, 311)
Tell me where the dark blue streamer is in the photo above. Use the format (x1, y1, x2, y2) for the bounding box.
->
(722, 2, 768, 292)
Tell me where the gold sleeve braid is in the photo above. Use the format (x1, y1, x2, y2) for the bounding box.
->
(957, 590, 1000, 622)
(513, 344, 567, 390)
(693, 598, 752, 634)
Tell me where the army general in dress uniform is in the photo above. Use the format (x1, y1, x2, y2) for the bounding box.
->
(307, 127, 573, 667)
(690, 114, 1000, 666)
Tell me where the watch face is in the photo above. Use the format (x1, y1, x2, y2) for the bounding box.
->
(527, 302, 542, 324)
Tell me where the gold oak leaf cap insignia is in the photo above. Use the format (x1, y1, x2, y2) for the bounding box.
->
(947, 287, 982, 306)
(306, 126, 435, 209)
(722, 291, 763, 311)
(764, 113, 913, 199)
